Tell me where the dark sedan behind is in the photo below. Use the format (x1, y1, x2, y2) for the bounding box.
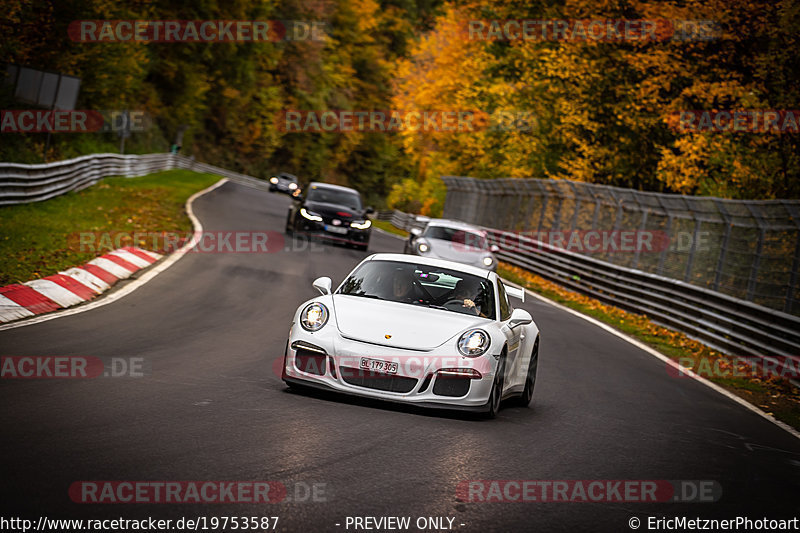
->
(285, 182, 373, 251)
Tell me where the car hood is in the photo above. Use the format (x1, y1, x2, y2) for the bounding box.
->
(305, 201, 364, 220)
(332, 295, 488, 351)
(425, 238, 491, 263)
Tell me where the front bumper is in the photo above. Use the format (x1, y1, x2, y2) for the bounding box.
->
(294, 219, 370, 246)
(271, 183, 295, 193)
(282, 329, 496, 411)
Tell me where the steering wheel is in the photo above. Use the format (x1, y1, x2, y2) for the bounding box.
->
(442, 299, 479, 314)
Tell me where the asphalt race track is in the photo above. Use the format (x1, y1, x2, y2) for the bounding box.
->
(1, 181, 798, 532)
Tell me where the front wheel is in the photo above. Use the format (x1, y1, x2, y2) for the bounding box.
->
(515, 339, 539, 407)
(483, 356, 506, 419)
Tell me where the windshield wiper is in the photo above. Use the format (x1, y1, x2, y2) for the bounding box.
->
(414, 302, 447, 310)
(347, 293, 385, 300)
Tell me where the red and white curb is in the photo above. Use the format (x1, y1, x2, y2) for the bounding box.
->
(0, 247, 162, 324)
(0, 178, 228, 331)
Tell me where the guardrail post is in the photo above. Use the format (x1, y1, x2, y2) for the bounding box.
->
(565, 181, 581, 230)
(745, 204, 766, 302)
(536, 181, 549, 232)
(590, 188, 601, 230)
(684, 216, 702, 283)
(522, 181, 538, 231)
(789, 231, 800, 314)
(657, 215, 673, 277)
(632, 209, 648, 270)
(712, 200, 732, 292)
(511, 179, 527, 230)
(552, 190, 565, 230)
(608, 189, 623, 263)
(782, 201, 800, 314)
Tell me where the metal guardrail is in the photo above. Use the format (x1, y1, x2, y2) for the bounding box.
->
(441, 176, 800, 316)
(0, 153, 274, 205)
(376, 210, 429, 233)
(0, 153, 182, 205)
(383, 209, 800, 380)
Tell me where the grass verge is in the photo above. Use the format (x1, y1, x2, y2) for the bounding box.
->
(0, 170, 220, 285)
(499, 263, 800, 432)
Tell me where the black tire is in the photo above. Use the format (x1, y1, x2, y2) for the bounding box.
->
(282, 341, 307, 392)
(284, 213, 294, 235)
(515, 338, 539, 407)
(284, 380, 311, 394)
(484, 355, 506, 419)
(281, 341, 291, 385)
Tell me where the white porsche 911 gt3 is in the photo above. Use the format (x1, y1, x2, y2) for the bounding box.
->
(281, 253, 540, 418)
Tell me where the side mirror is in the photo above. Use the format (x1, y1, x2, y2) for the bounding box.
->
(410, 227, 422, 237)
(490, 244, 500, 253)
(508, 308, 532, 329)
(312, 276, 332, 295)
(365, 206, 374, 214)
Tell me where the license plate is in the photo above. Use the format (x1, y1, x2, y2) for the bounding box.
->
(360, 357, 398, 374)
(324, 225, 348, 234)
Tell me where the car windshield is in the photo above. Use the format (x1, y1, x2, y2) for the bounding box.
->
(337, 260, 495, 319)
(423, 225, 488, 250)
(306, 187, 362, 210)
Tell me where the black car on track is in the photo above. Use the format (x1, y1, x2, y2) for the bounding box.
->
(285, 182, 373, 251)
(269, 172, 300, 194)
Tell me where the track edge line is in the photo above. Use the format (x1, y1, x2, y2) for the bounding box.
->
(513, 282, 800, 441)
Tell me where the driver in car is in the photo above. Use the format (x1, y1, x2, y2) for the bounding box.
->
(389, 268, 417, 303)
(446, 279, 487, 317)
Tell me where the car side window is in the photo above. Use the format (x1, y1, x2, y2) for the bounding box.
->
(497, 281, 511, 321)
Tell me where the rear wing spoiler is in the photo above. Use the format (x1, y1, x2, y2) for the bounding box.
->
(504, 283, 526, 303)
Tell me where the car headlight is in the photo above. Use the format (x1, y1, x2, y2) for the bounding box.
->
(300, 208, 323, 222)
(482, 256, 494, 267)
(270, 176, 279, 184)
(457, 329, 491, 357)
(300, 302, 329, 331)
(350, 220, 371, 230)
(288, 182, 298, 190)
(418, 242, 429, 253)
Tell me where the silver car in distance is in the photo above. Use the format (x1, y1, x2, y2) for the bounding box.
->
(281, 253, 540, 418)
(404, 219, 500, 271)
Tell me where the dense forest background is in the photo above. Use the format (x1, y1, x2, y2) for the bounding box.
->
(2, 0, 798, 212)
